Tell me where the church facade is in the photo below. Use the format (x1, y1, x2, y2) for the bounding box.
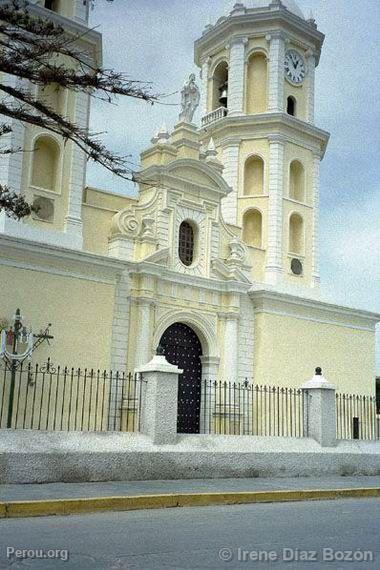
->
(0, 0, 379, 430)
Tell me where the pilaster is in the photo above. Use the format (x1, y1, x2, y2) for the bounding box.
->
(312, 150, 321, 288)
(306, 50, 316, 124)
(265, 135, 285, 284)
(221, 142, 240, 225)
(133, 298, 156, 367)
(228, 37, 248, 116)
(64, 90, 90, 247)
(200, 57, 210, 117)
(219, 311, 239, 382)
(267, 33, 286, 113)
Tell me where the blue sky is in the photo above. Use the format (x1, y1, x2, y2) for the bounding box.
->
(87, 0, 380, 373)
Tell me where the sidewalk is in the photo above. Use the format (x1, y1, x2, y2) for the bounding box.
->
(1, 475, 380, 502)
(0, 476, 379, 519)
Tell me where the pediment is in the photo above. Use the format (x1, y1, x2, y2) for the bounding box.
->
(165, 159, 231, 197)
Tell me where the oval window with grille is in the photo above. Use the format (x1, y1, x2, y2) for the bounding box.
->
(178, 221, 195, 266)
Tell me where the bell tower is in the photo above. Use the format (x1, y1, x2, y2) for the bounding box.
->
(195, 0, 329, 291)
(0, 0, 97, 249)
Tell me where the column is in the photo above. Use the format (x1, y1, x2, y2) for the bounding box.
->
(267, 33, 285, 113)
(306, 51, 316, 124)
(311, 151, 321, 288)
(221, 142, 240, 225)
(199, 57, 210, 117)
(64, 90, 90, 246)
(228, 37, 248, 116)
(301, 368, 337, 448)
(265, 135, 285, 284)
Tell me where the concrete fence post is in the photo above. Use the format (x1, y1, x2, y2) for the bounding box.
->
(301, 367, 337, 447)
(135, 350, 182, 445)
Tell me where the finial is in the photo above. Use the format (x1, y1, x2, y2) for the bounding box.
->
(315, 367, 322, 376)
(307, 9, 316, 22)
(230, 2, 246, 16)
(156, 123, 170, 143)
(270, 0, 283, 8)
(206, 137, 218, 158)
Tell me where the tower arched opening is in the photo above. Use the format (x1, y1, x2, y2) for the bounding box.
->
(212, 61, 229, 110)
(287, 96, 297, 116)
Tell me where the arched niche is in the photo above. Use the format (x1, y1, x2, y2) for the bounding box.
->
(289, 160, 305, 202)
(242, 209, 263, 248)
(289, 213, 304, 255)
(212, 61, 228, 110)
(244, 155, 264, 196)
(246, 52, 268, 114)
(31, 135, 60, 192)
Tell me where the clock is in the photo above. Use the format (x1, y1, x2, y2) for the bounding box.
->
(284, 50, 306, 85)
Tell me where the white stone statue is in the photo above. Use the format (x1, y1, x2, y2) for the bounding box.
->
(179, 73, 200, 123)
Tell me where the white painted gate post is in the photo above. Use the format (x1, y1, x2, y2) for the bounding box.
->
(301, 367, 337, 447)
(135, 349, 182, 445)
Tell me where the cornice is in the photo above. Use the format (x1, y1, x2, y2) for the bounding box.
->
(249, 289, 380, 327)
(11, 2, 103, 65)
(0, 234, 126, 281)
(195, 11, 324, 67)
(201, 113, 330, 157)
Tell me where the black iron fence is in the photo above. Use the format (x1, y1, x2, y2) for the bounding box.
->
(336, 392, 380, 440)
(201, 380, 309, 438)
(0, 360, 145, 432)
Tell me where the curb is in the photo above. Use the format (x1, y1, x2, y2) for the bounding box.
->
(0, 488, 379, 519)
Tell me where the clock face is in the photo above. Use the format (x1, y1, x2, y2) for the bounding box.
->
(284, 50, 306, 85)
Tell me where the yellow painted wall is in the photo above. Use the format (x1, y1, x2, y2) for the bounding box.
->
(0, 265, 115, 370)
(254, 312, 376, 394)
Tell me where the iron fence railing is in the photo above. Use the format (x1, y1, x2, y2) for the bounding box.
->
(201, 380, 309, 438)
(336, 392, 379, 440)
(0, 360, 145, 432)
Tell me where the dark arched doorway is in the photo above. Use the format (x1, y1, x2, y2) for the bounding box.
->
(159, 323, 202, 434)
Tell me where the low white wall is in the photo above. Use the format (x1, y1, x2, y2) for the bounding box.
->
(1, 430, 380, 484)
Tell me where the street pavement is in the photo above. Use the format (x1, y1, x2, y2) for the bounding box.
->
(1, 475, 380, 501)
(0, 498, 379, 568)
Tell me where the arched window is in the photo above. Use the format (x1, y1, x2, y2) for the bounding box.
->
(242, 209, 263, 248)
(178, 221, 195, 266)
(31, 135, 60, 192)
(212, 61, 228, 110)
(244, 156, 264, 196)
(289, 213, 304, 255)
(289, 160, 305, 202)
(246, 53, 268, 114)
(287, 96, 296, 116)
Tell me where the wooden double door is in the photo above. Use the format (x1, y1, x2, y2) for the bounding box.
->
(159, 323, 202, 434)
